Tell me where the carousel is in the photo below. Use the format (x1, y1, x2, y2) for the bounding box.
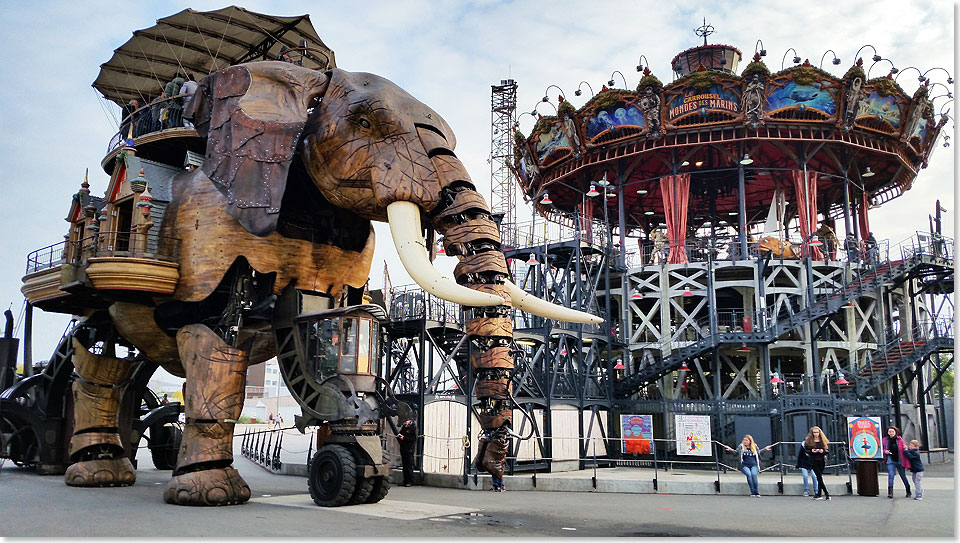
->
(506, 23, 953, 451)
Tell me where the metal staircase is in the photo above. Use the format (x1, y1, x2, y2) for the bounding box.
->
(614, 235, 953, 397)
(839, 321, 955, 396)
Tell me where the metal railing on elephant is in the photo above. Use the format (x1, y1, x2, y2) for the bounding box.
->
(25, 240, 67, 274)
(25, 232, 181, 274)
(108, 94, 195, 152)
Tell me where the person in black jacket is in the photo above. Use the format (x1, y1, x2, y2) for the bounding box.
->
(803, 426, 831, 500)
(902, 439, 925, 500)
(796, 444, 819, 497)
(397, 417, 418, 487)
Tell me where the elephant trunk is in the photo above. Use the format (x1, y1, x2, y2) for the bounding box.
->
(428, 168, 513, 480)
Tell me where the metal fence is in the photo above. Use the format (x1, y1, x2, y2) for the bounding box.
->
(25, 240, 67, 274)
(108, 94, 194, 152)
(25, 231, 181, 274)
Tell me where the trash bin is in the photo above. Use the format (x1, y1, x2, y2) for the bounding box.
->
(855, 460, 879, 496)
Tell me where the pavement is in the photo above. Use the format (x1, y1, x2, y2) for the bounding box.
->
(0, 429, 954, 537)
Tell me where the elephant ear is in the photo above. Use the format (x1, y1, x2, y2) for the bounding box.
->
(185, 61, 329, 237)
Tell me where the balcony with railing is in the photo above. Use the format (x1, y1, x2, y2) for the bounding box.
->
(22, 231, 182, 310)
(108, 94, 198, 153)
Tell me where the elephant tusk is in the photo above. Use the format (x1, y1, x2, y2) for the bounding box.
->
(504, 280, 605, 324)
(387, 202, 504, 307)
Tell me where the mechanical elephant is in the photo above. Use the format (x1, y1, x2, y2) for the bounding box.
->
(65, 61, 601, 506)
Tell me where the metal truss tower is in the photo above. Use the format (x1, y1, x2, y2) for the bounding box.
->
(490, 79, 518, 236)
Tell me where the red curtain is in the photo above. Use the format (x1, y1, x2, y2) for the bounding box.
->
(660, 174, 690, 264)
(858, 190, 871, 247)
(790, 170, 824, 260)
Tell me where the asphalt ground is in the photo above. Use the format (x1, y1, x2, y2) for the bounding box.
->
(0, 440, 954, 538)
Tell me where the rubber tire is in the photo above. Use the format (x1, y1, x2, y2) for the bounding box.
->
(349, 475, 375, 505)
(308, 445, 358, 507)
(365, 475, 390, 503)
(345, 447, 375, 504)
(149, 424, 182, 470)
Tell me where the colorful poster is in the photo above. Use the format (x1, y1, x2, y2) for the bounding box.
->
(847, 416, 882, 460)
(675, 414, 712, 456)
(620, 414, 653, 454)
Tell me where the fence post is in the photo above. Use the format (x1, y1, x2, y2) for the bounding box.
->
(592, 439, 597, 490)
(844, 440, 853, 494)
(714, 441, 721, 493)
(652, 435, 659, 491)
(778, 441, 785, 494)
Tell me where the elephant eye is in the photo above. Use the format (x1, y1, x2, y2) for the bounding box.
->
(359, 118, 371, 129)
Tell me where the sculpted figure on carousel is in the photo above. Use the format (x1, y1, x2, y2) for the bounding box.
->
(64, 60, 600, 506)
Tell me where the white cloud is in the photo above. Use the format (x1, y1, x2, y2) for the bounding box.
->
(0, 1, 953, 358)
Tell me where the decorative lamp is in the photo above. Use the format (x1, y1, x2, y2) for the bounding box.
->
(740, 154, 754, 165)
(862, 167, 875, 177)
(736, 344, 752, 352)
(835, 373, 849, 385)
(597, 173, 609, 187)
(586, 184, 599, 197)
(540, 192, 552, 205)
(769, 373, 783, 385)
(636, 189, 648, 195)
(679, 362, 690, 372)
(682, 289, 693, 296)
(130, 168, 147, 193)
(527, 253, 538, 265)
(614, 361, 626, 370)
(631, 290, 643, 299)
(644, 210, 655, 216)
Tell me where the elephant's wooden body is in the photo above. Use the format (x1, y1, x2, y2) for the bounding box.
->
(21, 59, 599, 506)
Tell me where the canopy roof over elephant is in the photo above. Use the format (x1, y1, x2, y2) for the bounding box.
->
(92, 5, 336, 107)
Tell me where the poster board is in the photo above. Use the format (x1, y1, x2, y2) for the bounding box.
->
(675, 414, 712, 456)
(620, 414, 653, 454)
(847, 416, 883, 460)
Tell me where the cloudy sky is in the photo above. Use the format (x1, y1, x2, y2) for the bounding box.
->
(0, 1, 954, 361)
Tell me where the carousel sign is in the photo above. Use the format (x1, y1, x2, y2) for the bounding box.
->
(668, 86, 740, 120)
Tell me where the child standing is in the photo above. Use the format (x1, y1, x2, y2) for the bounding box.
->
(902, 440, 925, 500)
(796, 444, 819, 497)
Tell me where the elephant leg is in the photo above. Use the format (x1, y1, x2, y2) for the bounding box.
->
(64, 337, 137, 487)
(164, 324, 250, 506)
(433, 182, 514, 480)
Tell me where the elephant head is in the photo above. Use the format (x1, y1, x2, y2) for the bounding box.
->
(186, 60, 601, 323)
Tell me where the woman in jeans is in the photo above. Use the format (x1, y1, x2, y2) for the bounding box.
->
(803, 426, 831, 500)
(796, 444, 819, 496)
(724, 435, 771, 497)
(882, 426, 912, 498)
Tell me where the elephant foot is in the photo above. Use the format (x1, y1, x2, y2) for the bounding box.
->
(163, 467, 251, 506)
(476, 436, 508, 479)
(65, 458, 136, 487)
